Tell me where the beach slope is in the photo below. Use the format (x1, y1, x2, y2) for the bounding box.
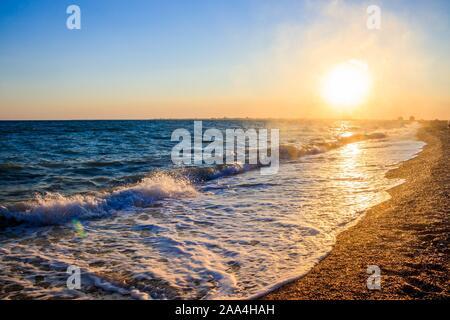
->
(264, 121, 449, 300)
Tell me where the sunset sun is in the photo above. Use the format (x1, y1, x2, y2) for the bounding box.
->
(321, 60, 372, 109)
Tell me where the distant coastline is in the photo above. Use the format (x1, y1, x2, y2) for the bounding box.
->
(0, 118, 443, 122)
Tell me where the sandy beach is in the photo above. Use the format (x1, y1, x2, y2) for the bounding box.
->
(264, 121, 449, 300)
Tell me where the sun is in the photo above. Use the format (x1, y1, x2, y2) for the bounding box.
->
(321, 60, 372, 109)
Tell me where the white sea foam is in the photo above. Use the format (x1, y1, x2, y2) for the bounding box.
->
(1, 172, 197, 225)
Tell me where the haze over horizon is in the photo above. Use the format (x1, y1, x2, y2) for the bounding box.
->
(1, 0, 449, 120)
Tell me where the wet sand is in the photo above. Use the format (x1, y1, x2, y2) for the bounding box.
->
(264, 121, 449, 300)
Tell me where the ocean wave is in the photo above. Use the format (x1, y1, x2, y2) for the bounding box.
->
(280, 132, 387, 160)
(178, 132, 387, 179)
(0, 131, 387, 227)
(0, 164, 259, 227)
(0, 162, 25, 171)
(0, 172, 197, 226)
(179, 163, 259, 182)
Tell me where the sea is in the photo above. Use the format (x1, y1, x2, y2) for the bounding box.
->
(0, 119, 425, 299)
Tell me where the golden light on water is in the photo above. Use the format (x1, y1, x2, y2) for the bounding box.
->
(321, 60, 372, 110)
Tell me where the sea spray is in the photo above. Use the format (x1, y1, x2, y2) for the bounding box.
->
(0, 172, 197, 226)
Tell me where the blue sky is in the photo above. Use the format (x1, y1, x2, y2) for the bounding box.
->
(0, 0, 296, 84)
(0, 0, 449, 119)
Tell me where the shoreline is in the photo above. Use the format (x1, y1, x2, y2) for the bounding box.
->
(262, 121, 449, 300)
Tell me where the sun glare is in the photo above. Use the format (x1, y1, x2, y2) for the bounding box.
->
(321, 60, 372, 109)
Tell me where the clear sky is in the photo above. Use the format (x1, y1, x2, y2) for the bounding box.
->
(0, 0, 449, 120)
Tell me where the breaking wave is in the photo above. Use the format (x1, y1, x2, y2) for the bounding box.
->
(280, 132, 387, 160)
(0, 172, 197, 226)
(0, 131, 387, 227)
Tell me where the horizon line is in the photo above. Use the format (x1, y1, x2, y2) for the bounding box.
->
(0, 117, 444, 122)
